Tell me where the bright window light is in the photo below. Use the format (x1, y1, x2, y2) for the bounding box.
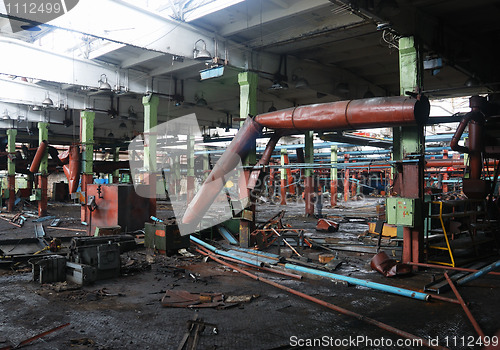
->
(184, 0, 244, 22)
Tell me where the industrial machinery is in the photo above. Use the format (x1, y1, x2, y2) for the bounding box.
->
(144, 218, 190, 254)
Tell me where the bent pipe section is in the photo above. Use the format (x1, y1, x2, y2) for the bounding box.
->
(29, 140, 48, 173)
(182, 96, 429, 227)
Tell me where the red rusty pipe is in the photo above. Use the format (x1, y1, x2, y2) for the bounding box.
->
(254, 96, 429, 131)
(183, 96, 429, 226)
(199, 249, 448, 350)
(63, 145, 81, 194)
(29, 140, 48, 173)
(407, 262, 500, 276)
(182, 116, 263, 226)
(444, 272, 486, 340)
(450, 112, 473, 154)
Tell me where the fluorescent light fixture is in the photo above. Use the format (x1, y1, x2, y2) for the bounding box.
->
(184, 0, 244, 22)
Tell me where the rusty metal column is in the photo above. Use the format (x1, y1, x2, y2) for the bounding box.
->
(143, 94, 159, 218)
(37, 122, 49, 217)
(304, 131, 314, 216)
(186, 134, 195, 203)
(330, 146, 338, 207)
(442, 149, 449, 193)
(238, 71, 258, 247)
(80, 111, 94, 223)
(6, 129, 17, 212)
(396, 36, 425, 266)
(280, 148, 287, 205)
(344, 154, 350, 202)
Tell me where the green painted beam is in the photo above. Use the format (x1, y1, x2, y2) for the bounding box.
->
(142, 94, 159, 171)
(80, 111, 95, 174)
(238, 71, 258, 165)
(6, 129, 17, 176)
(330, 145, 337, 181)
(38, 122, 49, 175)
(187, 134, 195, 177)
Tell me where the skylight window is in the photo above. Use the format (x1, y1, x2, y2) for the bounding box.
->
(183, 0, 245, 22)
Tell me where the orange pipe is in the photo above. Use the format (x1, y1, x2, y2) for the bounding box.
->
(29, 140, 48, 173)
(63, 145, 81, 194)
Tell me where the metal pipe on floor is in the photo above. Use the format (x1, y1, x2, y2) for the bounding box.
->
(190, 236, 268, 267)
(284, 263, 430, 301)
(194, 245, 302, 280)
(407, 262, 500, 276)
(198, 249, 448, 350)
(456, 260, 500, 286)
(444, 272, 486, 340)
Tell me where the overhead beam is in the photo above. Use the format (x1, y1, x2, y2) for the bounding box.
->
(0, 38, 147, 94)
(220, 0, 330, 36)
(121, 51, 165, 69)
(88, 42, 126, 60)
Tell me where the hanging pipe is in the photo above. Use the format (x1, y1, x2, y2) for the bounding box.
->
(62, 145, 81, 194)
(444, 273, 486, 340)
(183, 96, 429, 227)
(198, 249, 449, 350)
(29, 140, 48, 173)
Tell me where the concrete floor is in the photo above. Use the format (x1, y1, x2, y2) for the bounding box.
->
(0, 198, 499, 349)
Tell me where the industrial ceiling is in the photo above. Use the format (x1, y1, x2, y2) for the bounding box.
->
(0, 0, 499, 144)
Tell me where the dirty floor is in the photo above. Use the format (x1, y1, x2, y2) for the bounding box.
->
(0, 199, 499, 350)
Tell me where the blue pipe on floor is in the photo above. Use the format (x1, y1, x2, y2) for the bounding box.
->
(190, 236, 272, 267)
(284, 264, 429, 301)
(192, 236, 430, 301)
(457, 260, 500, 286)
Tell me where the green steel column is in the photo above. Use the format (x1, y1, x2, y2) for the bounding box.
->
(238, 71, 258, 248)
(186, 134, 195, 203)
(37, 122, 49, 216)
(280, 148, 287, 205)
(397, 36, 424, 265)
(6, 129, 17, 212)
(38, 122, 49, 174)
(142, 94, 159, 171)
(80, 111, 95, 175)
(304, 131, 314, 216)
(143, 94, 159, 217)
(330, 145, 338, 207)
(80, 111, 95, 223)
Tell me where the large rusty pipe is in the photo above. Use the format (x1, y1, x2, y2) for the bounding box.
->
(182, 116, 263, 226)
(254, 96, 429, 131)
(182, 96, 429, 227)
(63, 145, 81, 194)
(29, 140, 48, 173)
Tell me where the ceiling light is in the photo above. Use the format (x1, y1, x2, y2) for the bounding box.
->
(128, 106, 138, 120)
(193, 39, 212, 61)
(2, 109, 10, 120)
(196, 97, 208, 106)
(295, 78, 309, 89)
(269, 81, 288, 90)
(98, 74, 112, 90)
(108, 131, 114, 138)
(119, 122, 127, 129)
(32, 105, 42, 111)
(464, 76, 479, 87)
(268, 103, 277, 112)
(184, 0, 244, 22)
(42, 92, 53, 107)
